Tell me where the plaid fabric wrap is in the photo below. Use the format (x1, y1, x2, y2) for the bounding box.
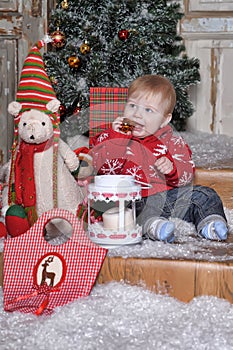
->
(3, 209, 107, 316)
(89, 87, 128, 145)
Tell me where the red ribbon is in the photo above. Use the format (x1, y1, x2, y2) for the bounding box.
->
(81, 208, 100, 224)
(6, 283, 60, 316)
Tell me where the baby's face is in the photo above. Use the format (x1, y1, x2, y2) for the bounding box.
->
(123, 92, 171, 138)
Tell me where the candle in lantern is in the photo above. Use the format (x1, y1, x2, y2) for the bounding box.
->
(102, 207, 135, 231)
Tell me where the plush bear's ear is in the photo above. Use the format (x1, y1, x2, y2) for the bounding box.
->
(8, 101, 22, 116)
(46, 98, 61, 113)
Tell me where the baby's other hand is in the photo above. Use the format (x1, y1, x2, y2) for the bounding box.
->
(155, 156, 173, 174)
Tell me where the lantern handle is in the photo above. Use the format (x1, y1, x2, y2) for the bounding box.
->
(134, 179, 152, 189)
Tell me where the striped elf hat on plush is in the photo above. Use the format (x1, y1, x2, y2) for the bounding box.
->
(8, 37, 61, 208)
(9, 38, 60, 143)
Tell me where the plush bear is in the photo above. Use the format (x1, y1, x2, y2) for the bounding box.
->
(1, 38, 92, 238)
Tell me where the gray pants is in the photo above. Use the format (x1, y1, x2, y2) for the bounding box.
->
(134, 185, 227, 235)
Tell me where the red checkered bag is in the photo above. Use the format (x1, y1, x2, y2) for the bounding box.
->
(89, 87, 128, 146)
(3, 208, 107, 315)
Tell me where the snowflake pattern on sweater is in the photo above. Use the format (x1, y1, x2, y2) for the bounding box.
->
(92, 125, 195, 197)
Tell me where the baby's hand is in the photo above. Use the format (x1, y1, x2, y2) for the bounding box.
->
(112, 116, 132, 135)
(155, 156, 173, 175)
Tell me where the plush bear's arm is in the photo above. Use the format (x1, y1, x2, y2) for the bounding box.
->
(58, 139, 80, 172)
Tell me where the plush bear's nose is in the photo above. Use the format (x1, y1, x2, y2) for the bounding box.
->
(30, 135, 35, 140)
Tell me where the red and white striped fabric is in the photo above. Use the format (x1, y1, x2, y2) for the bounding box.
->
(3, 209, 107, 316)
(16, 39, 57, 113)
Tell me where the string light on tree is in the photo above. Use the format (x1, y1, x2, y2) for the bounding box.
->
(51, 28, 66, 48)
(50, 76, 58, 85)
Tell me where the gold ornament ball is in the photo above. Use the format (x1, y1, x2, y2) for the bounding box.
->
(68, 55, 81, 69)
(61, 0, 69, 9)
(80, 42, 91, 55)
(51, 30, 66, 48)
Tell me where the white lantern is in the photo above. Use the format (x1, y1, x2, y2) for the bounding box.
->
(87, 175, 142, 247)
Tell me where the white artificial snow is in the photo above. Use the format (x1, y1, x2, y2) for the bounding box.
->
(1, 282, 233, 349)
(0, 207, 233, 260)
(107, 208, 233, 261)
(180, 131, 233, 169)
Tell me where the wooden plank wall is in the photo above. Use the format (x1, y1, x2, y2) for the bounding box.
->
(180, 0, 233, 136)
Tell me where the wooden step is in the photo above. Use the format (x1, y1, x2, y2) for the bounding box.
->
(97, 255, 233, 303)
(194, 167, 233, 209)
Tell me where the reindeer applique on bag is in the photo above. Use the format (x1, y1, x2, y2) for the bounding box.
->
(3, 208, 107, 315)
(40, 256, 56, 287)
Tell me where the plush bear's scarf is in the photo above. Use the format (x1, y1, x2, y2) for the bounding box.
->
(14, 137, 54, 226)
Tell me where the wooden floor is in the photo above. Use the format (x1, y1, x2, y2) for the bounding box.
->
(1, 165, 233, 303)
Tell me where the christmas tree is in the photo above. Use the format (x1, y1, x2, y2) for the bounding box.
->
(44, 0, 200, 135)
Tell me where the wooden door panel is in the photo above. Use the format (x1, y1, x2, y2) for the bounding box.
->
(188, 0, 233, 12)
(0, 39, 16, 162)
(0, 0, 18, 11)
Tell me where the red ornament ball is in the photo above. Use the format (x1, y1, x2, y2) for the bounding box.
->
(118, 29, 129, 41)
(59, 104, 66, 116)
(51, 29, 66, 48)
(73, 103, 81, 115)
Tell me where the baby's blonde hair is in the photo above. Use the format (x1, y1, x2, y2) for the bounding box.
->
(128, 75, 176, 115)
